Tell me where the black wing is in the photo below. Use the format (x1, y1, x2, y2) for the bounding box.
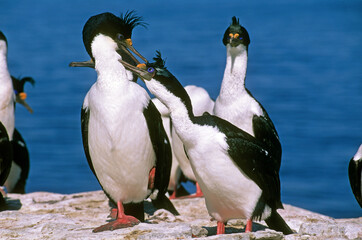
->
(143, 101, 172, 195)
(348, 158, 362, 207)
(195, 114, 282, 211)
(0, 122, 12, 186)
(81, 107, 96, 176)
(143, 101, 179, 215)
(10, 129, 30, 193)
(252, 115, 282, 171)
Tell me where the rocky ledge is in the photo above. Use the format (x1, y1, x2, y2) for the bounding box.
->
(0, 191, 361, 239)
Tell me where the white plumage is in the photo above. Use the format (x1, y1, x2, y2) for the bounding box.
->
(0, 38, 15, 141)
(214, 44, 263, 137)
(84, 34, 154, 203)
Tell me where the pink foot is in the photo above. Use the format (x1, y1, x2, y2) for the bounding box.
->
(93, 201, 140, 233)
(217, 221, 225, 235)
(179, 182, 203, 198)
(245, 219, 253, 232)
(169, 185, 177, 199)
(93, 215, 139, 232)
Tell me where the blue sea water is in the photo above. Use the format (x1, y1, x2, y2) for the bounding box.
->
(0, 0, 361, 218)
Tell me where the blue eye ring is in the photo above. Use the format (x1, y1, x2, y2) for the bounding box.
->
(117, 33, 124, 40)
(239, 37, 243, 40)
(147, 67, 155, 73)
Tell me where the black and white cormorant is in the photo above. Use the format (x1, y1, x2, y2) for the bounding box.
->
(213, 17, 283, 231)
(76, 12, 178, 232)
(0, 31, 14, 207)
(119, 52, 293, 235)
(348, 144, 362, 208)
(4, 76, 34, 194)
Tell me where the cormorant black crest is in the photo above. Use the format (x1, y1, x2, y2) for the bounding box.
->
(147, 51, 193, 118)
(231, 16, 240, 26)
(152, 50, 166, 69)
(119, 10, 147, 36)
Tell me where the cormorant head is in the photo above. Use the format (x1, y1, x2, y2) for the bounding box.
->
(12, 76, 35, 113)
(222, 17, 250, 48)
(119, 51, 193, 114)
(0, 31, 8, 55)
(75, 11, 147, 67)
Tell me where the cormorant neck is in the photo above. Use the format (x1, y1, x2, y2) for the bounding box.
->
(0, 46, 12, 88)
(218, 44, 248, 100)
(91, 35, 129, 84)
(145, 79, 195, 141)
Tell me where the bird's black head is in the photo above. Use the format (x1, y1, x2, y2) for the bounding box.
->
(119, 51, 193, 115)
(82, 11, 147, 62)
(222, 16, 250, 48)
(0, 31, 8, 49)
(11, 76, 35, 113)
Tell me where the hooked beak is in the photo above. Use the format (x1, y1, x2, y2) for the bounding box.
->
(69, 59, 95, 68)
(119, 38, 148, 64)
(118, 59, 153, 81)
(16, 93, 33, 113)
(69, 38, 147, 68)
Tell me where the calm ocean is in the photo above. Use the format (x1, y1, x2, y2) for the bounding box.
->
(0, 0, 361, 218)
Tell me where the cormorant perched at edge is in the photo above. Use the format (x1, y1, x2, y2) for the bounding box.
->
(119, 51, 293, 235)
(75, 12, 178, 232)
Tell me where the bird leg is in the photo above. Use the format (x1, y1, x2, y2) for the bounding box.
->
(168, 185, 177, 199)
(217, 221, 225, 235)
(194, 182, 204, 197)
(245, 219, 253, 232)
(178, 182, 204, 199)
(93, 201, 140, 232)
(108, 208, 118, 219)
(148, 167, 156, 189)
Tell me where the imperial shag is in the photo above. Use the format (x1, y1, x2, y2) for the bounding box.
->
(76, 12, 178, 232)
(213, 17, 283, 231)
(119, 52, 293, 235)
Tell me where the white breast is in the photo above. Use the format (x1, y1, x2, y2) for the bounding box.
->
(214, 93, 263, 136)
(85, 81, 155, 203)
(184, 124, 262, 222)
(0, 48, 15, 140)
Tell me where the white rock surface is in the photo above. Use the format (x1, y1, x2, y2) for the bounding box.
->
(0, 191, 361, 239)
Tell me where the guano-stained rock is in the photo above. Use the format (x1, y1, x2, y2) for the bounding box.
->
(0, 191, 361, 239)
